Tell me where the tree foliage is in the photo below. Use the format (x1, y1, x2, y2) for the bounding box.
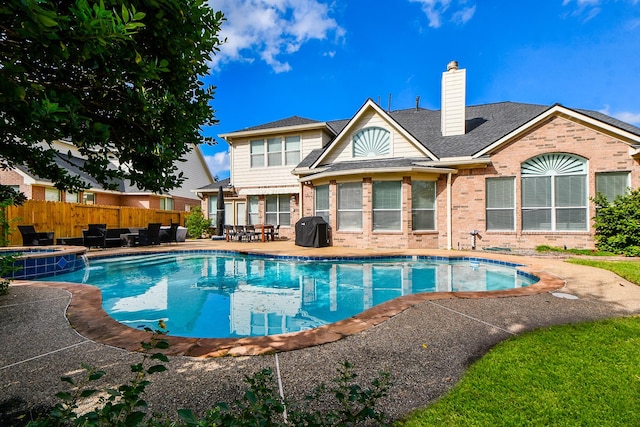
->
(593, 188, 640, 256)
(0, 0, 225, 193)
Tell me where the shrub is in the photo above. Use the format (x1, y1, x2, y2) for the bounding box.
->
(593, 189, 640, 256)
(185, 206, 211, 239)
(0, 253, 22, 295)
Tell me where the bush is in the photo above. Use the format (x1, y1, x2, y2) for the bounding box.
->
(0, 253, 22, 295)
(185, 206, 211, 239)
(593, 189, 640, 256)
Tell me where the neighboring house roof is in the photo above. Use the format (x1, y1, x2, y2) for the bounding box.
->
(15, 142, 213, 200)
(16, 153, 125, 192)
(122, 144, 213, 199)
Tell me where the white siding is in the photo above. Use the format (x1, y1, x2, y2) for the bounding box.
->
(231, 129, 325, 188)
(441, 68, 466, 136)
(169, 145, 213, 199)
(322, 111, 426, 165)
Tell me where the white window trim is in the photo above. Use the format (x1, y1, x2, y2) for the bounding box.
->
(337, 182, 363, 231)
(521, 154, 589, 232)
(372, 180, 402, 232)
(485, 177, 516, 231)
(411, 180, 437, 231)
(251, 135, 301, 168)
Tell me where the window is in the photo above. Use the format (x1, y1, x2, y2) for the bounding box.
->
(521, 154, 587, 231)
(315, 185, 330, 223)
(45, 188, 61, 201)
(412, 181, 436, 230)
(65, 192, 79, 203)
(337, 182, 362, 231)
(285, 136, 301, 165)
(160, 197, 174, 210)
(83, 192, 95, 205)
(251, 136, 301, 168)
(486, 178, 515, 231)
(596, 172, 629, 203)
(373, 181, 401, 231)
(236, 202, 246, 225)
(250, 139, 265, 167)
(353, 127, 390, 157)
(266, 194, 290, 225)
(209, 195, 218, 224)
(248, 196, 259, 225)
(267, 137, 282, 166)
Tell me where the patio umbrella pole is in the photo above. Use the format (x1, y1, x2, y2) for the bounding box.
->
(216, 185, 224, 237)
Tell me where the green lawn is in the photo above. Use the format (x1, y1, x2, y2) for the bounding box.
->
(566, 258, 640, 285)
(398, 259, 640, 426)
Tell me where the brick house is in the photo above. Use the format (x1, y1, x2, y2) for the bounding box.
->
(217, 62, 640, 250)
(1, 139, 214, 212)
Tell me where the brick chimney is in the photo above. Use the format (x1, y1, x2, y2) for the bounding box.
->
(441, 61, 466, 136)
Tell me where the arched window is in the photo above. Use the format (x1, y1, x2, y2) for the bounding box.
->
(352, 127, 390, 157)
(521, 153, 588, 231)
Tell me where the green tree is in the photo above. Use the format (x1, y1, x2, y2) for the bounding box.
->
(593, 188, 640, 256)
(0, 0, 224, 194)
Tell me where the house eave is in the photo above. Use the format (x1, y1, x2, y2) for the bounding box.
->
(291, 166, 329, 176)
(297, 166, 457, 183)
(415, 156, 492, 168)
(220, 122, 333, 142)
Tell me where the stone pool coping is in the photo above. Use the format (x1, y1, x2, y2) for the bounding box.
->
(18, 244, 565, 357)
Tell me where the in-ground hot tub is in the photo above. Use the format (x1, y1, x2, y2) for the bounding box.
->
(0, 246, 87, 280)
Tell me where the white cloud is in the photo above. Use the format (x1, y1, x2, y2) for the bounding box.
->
(409, 0, 475, 28)
(204, 151, 230, 180)
(600, 105, 640, 125)
(209, 0, 344, 73)
(452, 5, 476, 25)
(562, 0, 602, 21)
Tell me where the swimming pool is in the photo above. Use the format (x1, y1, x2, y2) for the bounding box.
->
(39, 251, 538, 339)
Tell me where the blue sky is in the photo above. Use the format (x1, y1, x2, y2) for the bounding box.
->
(200, 0, 640, 180)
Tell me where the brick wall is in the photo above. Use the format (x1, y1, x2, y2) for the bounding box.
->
(449, 116, 639, 250)
(0, 170, 32, 198)
(300, 115, 639, 250)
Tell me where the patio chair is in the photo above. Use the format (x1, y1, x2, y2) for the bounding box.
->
(138, 223, 161, 246)
(161, 222, 179, 244)
(83, 223, 107, 249)
(244, 225, 260, 242)
(272, 224, 281, 241)
(234, 225, 246, 242)
(18, 225, 54, 246)
(223, 224, 235, 241)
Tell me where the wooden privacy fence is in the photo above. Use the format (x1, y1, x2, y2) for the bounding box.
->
(5, 200, 188, 246)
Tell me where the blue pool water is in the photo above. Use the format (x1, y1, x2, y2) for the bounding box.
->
(38, 251, 537, 338)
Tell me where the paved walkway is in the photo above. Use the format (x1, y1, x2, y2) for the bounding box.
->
(1, 240, 640, 423)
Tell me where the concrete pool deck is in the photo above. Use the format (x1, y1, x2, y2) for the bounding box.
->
(2, 239, 640, 422)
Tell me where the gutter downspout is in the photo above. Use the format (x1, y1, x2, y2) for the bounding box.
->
(447, 172, 452, 250)
(299, 182, 304, 220)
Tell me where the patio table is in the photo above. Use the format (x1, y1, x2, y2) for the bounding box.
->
(254, 224, 274, 242)
(120, 233, 139, 247)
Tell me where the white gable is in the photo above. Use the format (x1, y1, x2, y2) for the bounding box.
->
(313, 100, 437, 168)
